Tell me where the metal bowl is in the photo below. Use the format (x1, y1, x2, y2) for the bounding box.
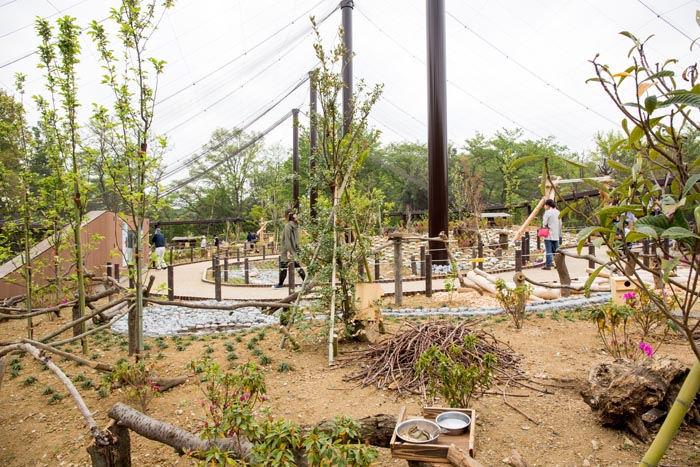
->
(435, 411, 471, 436)
(395, 419, 441, 444)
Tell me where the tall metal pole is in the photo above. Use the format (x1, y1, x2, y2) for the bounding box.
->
(292, 108, 300, 211)
(426, 0, 448, 265)
(341, 0, 353, 136)
(309, 70, 318, 220)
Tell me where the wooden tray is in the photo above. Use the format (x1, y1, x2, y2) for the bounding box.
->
(390, 406, 476, 463)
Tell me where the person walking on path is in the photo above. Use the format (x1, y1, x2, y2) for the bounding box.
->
(542, 199, 562, 270)
(273, 210, 306, 288)
(150, 228, 167, 269)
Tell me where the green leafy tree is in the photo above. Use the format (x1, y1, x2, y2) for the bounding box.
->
(304, 18, 382, 361)
(89, 0, 173, 355)
(35, 15, 91, 352)
(585, 30, 700, 466)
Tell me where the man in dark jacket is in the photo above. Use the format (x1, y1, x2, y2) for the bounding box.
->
(150, 228, 166, 269)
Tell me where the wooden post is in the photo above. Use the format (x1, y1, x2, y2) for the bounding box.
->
(521, 233, 530, 264)
(106, 262, 112, 278)
(374, 254, 380, 282)
(663, 238, 671, 259)
(477, 241, 484, 270)
(214, 257, 222, 302)
(236, 247, 240, 262)
(537, 234, 541, 251)
(425, 254, 433, 298)
(288, 261, 295, 294)
(588, 244, 596, 269)
(244, 258, 250, 285)
(114, 263, 120, 282)
(189, 245, 194, 263)
(223, 257, 229, 282)
(167, 265, 174, 301)
(262, 245, 266, 260)
(419, 245, 426, 277)
(515, 249, 522, 272)
(393, 238, 403, 306)
(411, 255, 417, 276)
(169, 247, 174, 265)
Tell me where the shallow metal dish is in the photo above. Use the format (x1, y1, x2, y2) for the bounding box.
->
(395, 419, 441, 444)
(435, 411, 471, 436)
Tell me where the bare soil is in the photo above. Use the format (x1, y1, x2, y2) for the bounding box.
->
(1, 290, 699, 467)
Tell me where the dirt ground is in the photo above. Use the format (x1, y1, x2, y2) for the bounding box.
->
(1, 290, 699, 467)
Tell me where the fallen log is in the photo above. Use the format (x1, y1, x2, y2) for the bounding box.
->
(106, 403, 399, 465)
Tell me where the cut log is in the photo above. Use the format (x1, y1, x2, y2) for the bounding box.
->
(580, 357, 699, 441)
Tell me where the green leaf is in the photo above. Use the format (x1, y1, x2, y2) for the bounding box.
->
(662, 257, 681, 282)
(644, 95, 658, 114)
(583, 178, 612, 192)
(658, 92, 700, 109)
(695, 206, 700, 230)
(629, 125, 645, 145)
(598, 205, 635, 225)
(682, 173, 700, 198)
(632, 224, 660, 239)
(643, 70, 675, 82)
(510, 154, 542, 169)
(583, 264, 607, 297)
(661, 226, 700, 240)
(576, 226, 609, 254)
(607, 159, 630, 172)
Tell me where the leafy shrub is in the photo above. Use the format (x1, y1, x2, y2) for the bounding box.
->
(188, 360, 376, 466)
(494, 278, 532, 329)
(415, 336, 497, 408)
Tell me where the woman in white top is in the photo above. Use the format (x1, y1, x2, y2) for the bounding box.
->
(541, 199, 562, 270)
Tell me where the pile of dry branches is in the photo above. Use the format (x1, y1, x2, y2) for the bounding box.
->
(341, 319, 527, 396)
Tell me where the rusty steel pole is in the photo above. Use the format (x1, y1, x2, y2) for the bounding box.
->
(309, 70, 318, 220)
(341, 0, 353, 135)
(292, 108, 300, 211)
(426, 0, 448, 265)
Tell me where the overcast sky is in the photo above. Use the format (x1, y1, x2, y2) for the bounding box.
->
(1, 0, 698, 182)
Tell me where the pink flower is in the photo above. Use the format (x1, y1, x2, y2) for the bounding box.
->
(639, 342, 653, 357)
(151, 385, 160, 392)
(240, 393, 250, 402)
(623, 292, 636, 300)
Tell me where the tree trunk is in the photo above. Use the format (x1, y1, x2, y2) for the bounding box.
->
(554, 252, 571, 297)
(87, 421, 131, 467)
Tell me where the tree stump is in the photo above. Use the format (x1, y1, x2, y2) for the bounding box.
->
(580, 357, 699, 441)
(86, 421, 131, 467)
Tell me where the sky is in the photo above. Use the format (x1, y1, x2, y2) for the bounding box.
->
(1, 0, 699, 184)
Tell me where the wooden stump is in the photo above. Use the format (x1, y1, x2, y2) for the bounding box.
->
(581, 357, 699, 441)
(86, 421, 131, 467)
